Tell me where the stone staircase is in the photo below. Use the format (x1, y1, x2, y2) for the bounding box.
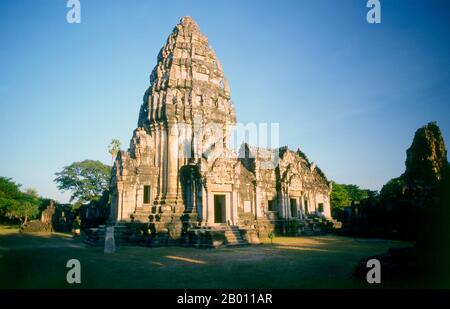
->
(299, 214, 335, 236)
(224, 226, 248, 246)
(83, 226, 106, 246)
(82, 224, 252, 248)
(301, 223, 315, 236)
(83, 223, 132, 246)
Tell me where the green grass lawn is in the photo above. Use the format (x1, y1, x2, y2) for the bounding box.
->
(0, 225, 414, 288)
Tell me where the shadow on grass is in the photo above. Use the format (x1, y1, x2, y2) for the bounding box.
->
(0, 231, 415, 289)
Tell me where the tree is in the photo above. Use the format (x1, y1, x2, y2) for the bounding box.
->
(0, 177, 40, 225)
(331, 182, 372, 210)
(108, 139, 122, 164)
(330, 182, 351, 209)
(379, 177, 404, 201)
(344, 184, 369, 202)
(0, 177, 22, 202)
(54, 160, 111, 204)
(6, 200, 39, 225)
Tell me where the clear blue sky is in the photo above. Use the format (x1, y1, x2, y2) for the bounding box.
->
(0, 0, 449, 203)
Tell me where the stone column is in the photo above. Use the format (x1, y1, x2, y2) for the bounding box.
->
(306, 193, 310, 214)
(299, 196, 303, 220)
(179, 121, 186, 163)
(207, 192, 215, 225)
(166, 122, 179, 203)
(201, 186, 207, 225)
(232, 191, 238, 225)
(163, 125, 168, 197)
(135, 186, 142, 209)
(153, 123, 159, 168)
(313, 193, 317, 213)
(255, 184, 262, 218)
(185, 122, 193, 160)
(279, 190, 286, 219)
(278, 194, 283, 218)
(177, 122, 186, 199)
(156, 123, 165, 200)
(286, 193, 291, 219)
(117, 182, 123, 221)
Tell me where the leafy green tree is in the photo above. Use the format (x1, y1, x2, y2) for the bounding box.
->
(6, 200, 39, 225)
(331, 182, 372, 209)
(54, 160, 111, 204)
(379, 177, 404, 201)
(330, 182, 351, 209)
(0, 177, 40, 225)
(108, 139, 121, 164)
(344, 184, 369, 202)
(0, 177, 22, 203)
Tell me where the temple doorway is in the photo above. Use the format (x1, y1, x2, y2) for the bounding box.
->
(290, 198, 297, 217)
(214, 194, 226, 224)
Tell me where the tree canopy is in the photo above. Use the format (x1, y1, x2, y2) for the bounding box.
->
(331, 182, 372, 209)
(54, 160, 111, 204)
(379, 177, 404, 201)
(0, 177, 40, 225)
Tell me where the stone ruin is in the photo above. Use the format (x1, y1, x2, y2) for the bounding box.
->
(21, 201, 74, 233)
(105, 16, 333, 247)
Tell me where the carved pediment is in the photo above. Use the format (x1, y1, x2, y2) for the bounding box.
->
(206, 158, 236, 183)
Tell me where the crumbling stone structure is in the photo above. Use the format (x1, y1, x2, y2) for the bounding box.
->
(109, 17, 331, 245)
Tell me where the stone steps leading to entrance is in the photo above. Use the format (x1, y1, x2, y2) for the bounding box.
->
(224, 226, 248, 246)
(299, 215, 335, 236)
(302, 224, 315, 236)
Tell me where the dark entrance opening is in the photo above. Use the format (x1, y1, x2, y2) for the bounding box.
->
(214, 194, 226, 224)
(143, 185, 151, 204)
(318, 203, 324, 213)
(290, 198, 297, 217)
(268, 199, 276, 211)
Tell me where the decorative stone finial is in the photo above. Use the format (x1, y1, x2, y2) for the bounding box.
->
(179, 16, 199, 30)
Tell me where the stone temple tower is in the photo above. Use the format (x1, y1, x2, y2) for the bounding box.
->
(138, 15, 236, 208)
(109, 16, 332, 245)
(109, 17, 238, 236)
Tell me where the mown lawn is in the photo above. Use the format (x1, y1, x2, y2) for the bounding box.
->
(0, 225, 414, 288)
